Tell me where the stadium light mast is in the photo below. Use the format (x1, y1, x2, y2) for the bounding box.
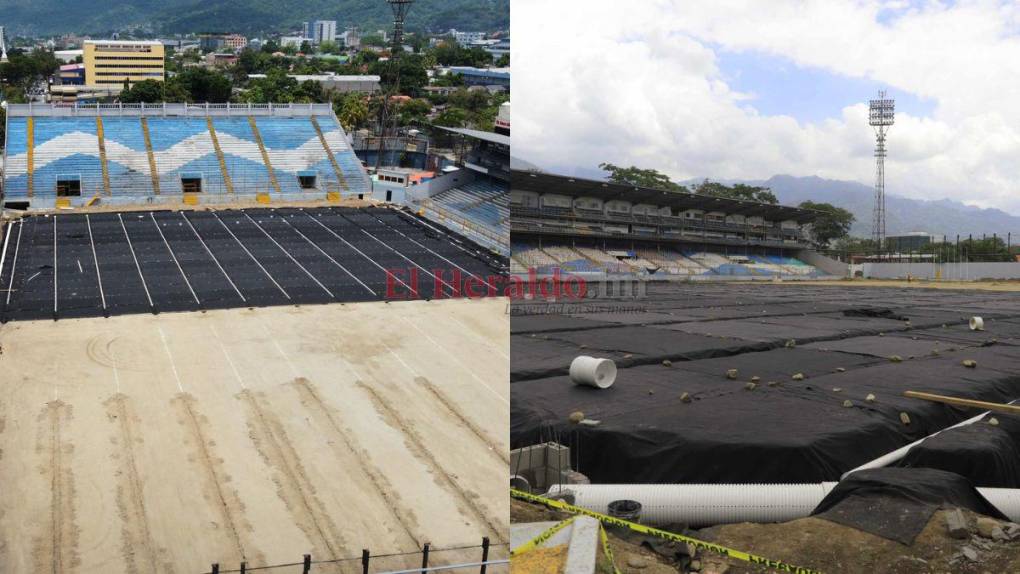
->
(375, 0, 415, 170)
(869, 90, 894, 252)
(387, 0, 414, 53)
(0, 27, 8, 63)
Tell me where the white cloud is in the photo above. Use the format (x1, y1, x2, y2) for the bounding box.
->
(512, 0, 1020, 212)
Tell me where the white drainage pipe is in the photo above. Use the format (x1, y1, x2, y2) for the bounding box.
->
(569, 356, 617, 389)
(970, 316, 984, 331)
(549, 483, 837, 527)
(551, 483, 1020, 526)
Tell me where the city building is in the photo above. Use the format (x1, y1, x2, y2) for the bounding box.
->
(341, 28, 360, 49)
(495, 101, 509, 135)
(200, 33, 247, 51)
(83, 40, 165, 87)
(447, 66, 510, 91)
(204, 52, 238, 68)
(54, 49, 83, 63)
(313, 20, 338, 45)
(485, 37, 509, 61)
(886, 232, 946, 253)
(280, 36, 311, 49)
(47, 84, 122, 103)
(450, 29, 487, 44)
(57, 63, 86, 85)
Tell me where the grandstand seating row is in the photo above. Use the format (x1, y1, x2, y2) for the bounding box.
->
(429, 177, 509, 230)
(510, 243, 825, 277)
(2, 114, 370, 203)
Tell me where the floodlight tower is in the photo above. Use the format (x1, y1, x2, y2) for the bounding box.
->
(0, 27, 8, 63)
(387, 0, 414, 54)
(375, 0, 415, 170)
(869, 91, 894, 251)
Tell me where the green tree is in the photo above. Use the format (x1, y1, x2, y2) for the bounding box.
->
(361, 34, 387, 48)
(430, 43, 491, 67)
(496, 54, 509, 67)
(599, 163, 686, 191)
(799, 201, 855, 247)
(119, 79, 164, 103)
(694, 180, 778, 203)
(244, 68, 299, 103)
(173, 67, 232, 102)
(371, 54, 428, 94)
(334, 92, 369, 131)
(433, 107, 468, 127)
(318, 40, 342, 55)
(398, 98, 432, 124)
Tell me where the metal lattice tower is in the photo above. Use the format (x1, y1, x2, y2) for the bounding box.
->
(869, 91, 894, 250)
(375, 0, 415, 169)
(387, 0, 414, 54)
(0, 27, 8, 63)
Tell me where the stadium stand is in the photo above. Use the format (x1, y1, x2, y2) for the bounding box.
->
(512, 241, 825, 277)
(1, 103, 370, 208)
(411, 128, 509, 256)
(510, 170, 839, 279)
(429, 177, 508, 229)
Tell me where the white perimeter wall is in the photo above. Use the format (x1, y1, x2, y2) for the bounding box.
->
(863, 262, 1020, 280)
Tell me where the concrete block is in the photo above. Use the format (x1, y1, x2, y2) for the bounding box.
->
(564, 516, 601, 574)
(945, 509, 969, 539)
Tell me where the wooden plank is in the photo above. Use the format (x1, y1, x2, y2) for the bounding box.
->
(903, 391, 1020, 415)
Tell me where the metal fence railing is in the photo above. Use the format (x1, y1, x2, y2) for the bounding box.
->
(203, 538, 508, 574)
(6, 102, 334, 118)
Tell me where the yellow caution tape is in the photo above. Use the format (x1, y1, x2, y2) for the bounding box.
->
(511, 516, 576, 557)
(599, 523, 622, 574)
(511, 488, 823, 574)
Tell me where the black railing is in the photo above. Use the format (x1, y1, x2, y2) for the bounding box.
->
(205, 538, 505, 574)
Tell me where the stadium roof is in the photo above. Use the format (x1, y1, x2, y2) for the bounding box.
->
(512, 170, 821, 222)
(437, 126, 510, 146)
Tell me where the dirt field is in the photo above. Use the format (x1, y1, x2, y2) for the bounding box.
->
(0, 297, 509, 573)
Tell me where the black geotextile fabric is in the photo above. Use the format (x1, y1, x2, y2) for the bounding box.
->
(0, 207, 505, 322)
(512, 349, 1020, 483)
(896, 414, 1020, 488)
(811, 468, 1007, 544)
(512, 282, 1020, 485)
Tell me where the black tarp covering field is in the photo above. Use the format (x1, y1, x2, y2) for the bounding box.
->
(0, 207, 506, 322)
(811, 467, 1009, 544)
(511, 283, 1020, 485)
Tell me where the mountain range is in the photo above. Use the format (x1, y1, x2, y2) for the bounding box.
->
(1, 0, 509, 37)
(705, 175, 1020, 239)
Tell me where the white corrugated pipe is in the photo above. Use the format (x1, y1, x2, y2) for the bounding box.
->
(548, 483, 837, 527)
(551, 483, 1020, 526)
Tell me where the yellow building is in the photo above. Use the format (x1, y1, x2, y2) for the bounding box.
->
(83, 40, 165, 87)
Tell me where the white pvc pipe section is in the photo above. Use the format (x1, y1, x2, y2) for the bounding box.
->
(569, 356, 617, 389)
(549, 483, 837, 527)
(551, 483, 1020, 526)
(970, 316, 984, 331)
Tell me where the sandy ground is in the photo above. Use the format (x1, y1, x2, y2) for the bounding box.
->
(0, 297, 509, 573)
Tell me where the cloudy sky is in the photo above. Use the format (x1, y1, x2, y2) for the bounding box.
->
(512, 0, 1020, 213)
